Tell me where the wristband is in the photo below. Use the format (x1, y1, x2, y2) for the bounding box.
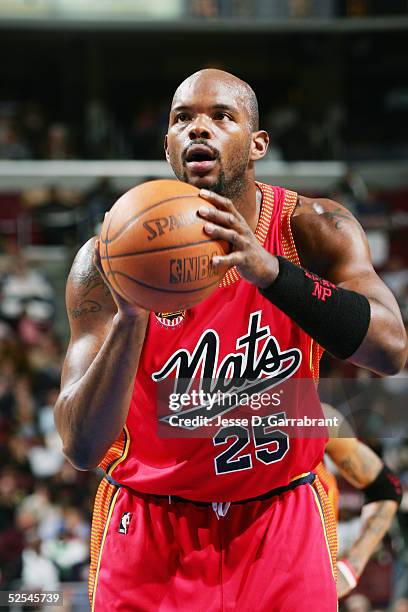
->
(259, 256, 371, 359)
(337, 559, 359, 589)
(363, 464, 402, 505)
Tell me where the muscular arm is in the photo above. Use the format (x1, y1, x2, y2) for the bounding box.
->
(326, 435, 383, 489)
(292, 196, 407, 375)
(325, 431, 398, 583)
(54, 238, 149, 470)
(196, 190, 407, 377)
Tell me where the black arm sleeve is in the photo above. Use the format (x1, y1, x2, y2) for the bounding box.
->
(259, 256, 371, 359)
(363, 465, 402, 505)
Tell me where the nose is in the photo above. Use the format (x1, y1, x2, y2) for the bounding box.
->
(188, 114, 212, 140)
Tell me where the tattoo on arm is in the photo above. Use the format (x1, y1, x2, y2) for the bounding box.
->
(339, 456, 361, 484)
(69, 300, 102, 319)
(347, 501, 397, 574)
(294, 198, 364, 234)
(77, 268, 111, 297)
(339, 445, 380, 488)
(320, 209, 364, 232)
(69, 255, 113, 320)
(364, 504, 392, 536)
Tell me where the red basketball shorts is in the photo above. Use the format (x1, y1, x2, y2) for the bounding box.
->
(89, 475, 337, 611)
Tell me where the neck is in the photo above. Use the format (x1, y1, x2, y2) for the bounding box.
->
(233, 179, 261, 233)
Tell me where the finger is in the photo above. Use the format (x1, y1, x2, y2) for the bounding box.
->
(199, 189, 234, 212)
(204, 223, 244, 249)
(199, 189, 247, 228)
(211, 251, 243, 269)
(93, 239, 106, 278)
(93, 239, 101, 266)
(199, 206, 241, 230)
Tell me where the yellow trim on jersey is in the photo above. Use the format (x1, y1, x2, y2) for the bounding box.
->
(91, 488, 120, 612)
(310, 485, 336, 580)
(281, 189, 300, 266)
(107, 424, 131, 477)
(220, 182, 275, 287)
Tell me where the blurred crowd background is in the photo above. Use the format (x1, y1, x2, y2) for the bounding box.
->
(0, 0, 408, 610)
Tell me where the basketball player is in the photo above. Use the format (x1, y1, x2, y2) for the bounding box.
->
(316, 405, 401, 599)
(54, 69, 407, 611)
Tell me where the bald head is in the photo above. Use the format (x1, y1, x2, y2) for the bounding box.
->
(166, 68, 269, 200)
(172, 69, 259, 131)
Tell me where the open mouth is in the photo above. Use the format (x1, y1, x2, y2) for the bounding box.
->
(185, 145, 217, 162)
(184, 145, 218, 174)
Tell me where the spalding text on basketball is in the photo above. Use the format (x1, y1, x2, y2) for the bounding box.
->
(143, 213, 197, 241)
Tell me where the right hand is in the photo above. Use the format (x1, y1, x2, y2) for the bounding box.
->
(94, 238, 149, 320)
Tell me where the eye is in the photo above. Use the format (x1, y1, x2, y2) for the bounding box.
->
(213, 111, 230, 121)
(175, 113, 190, 123)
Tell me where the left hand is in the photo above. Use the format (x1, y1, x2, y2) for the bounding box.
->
(198, 189, 278, 288)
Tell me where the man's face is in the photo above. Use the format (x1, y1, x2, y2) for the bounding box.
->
(165, 76, 253, 199)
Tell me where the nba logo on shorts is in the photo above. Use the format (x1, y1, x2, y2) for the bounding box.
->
(118, 512, 132, 535)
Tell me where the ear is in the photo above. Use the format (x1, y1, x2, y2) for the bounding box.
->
(249, 130, 269, 162)
(164, 134, 170, 163)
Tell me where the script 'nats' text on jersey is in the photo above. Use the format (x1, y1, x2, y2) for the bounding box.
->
(98, 183, 326, 502)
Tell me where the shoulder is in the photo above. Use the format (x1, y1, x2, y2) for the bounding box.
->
(68, 237, 98, 286)
(290, 195, 368, 276)
(292, 195, 364, 232)
(68, 237, 109, 295)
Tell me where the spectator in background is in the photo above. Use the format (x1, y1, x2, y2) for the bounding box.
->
(0, 122, 31, 160)
(85, 99, 115, 159)
(14, 376, 37, 441)
(44, 123, 74, 160)
(343, 593, 372, 611)
(0, 255, 55, 332)
(331, 171, 392, 270)
(131, 106, 163, 159)
(38, 385, 60, 438)
(383, 439, 408, 609)
(265, 94, 303, 160)
(401, 285, 408, 322)
(27, 431, 65, 480)
(355, 190, 390, 227)
(381, 255, 408, 307)
(336, 169, 369, 207)
(28, 186, 83, 246)
(18, 483, 62, 543)
(189, 0, 219, 18)
(21, 530, 59, 592)
(85, 177, 119, 238)
(0, 467, 24, 588)
(42, 506, 89, 581)
(20, 101, 47, 160)
(0, 263, 96, 593)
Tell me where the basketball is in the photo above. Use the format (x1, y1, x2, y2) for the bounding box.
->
(99, 179, 229, 311)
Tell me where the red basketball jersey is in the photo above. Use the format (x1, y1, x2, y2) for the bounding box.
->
(99, 183, 326, 502)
